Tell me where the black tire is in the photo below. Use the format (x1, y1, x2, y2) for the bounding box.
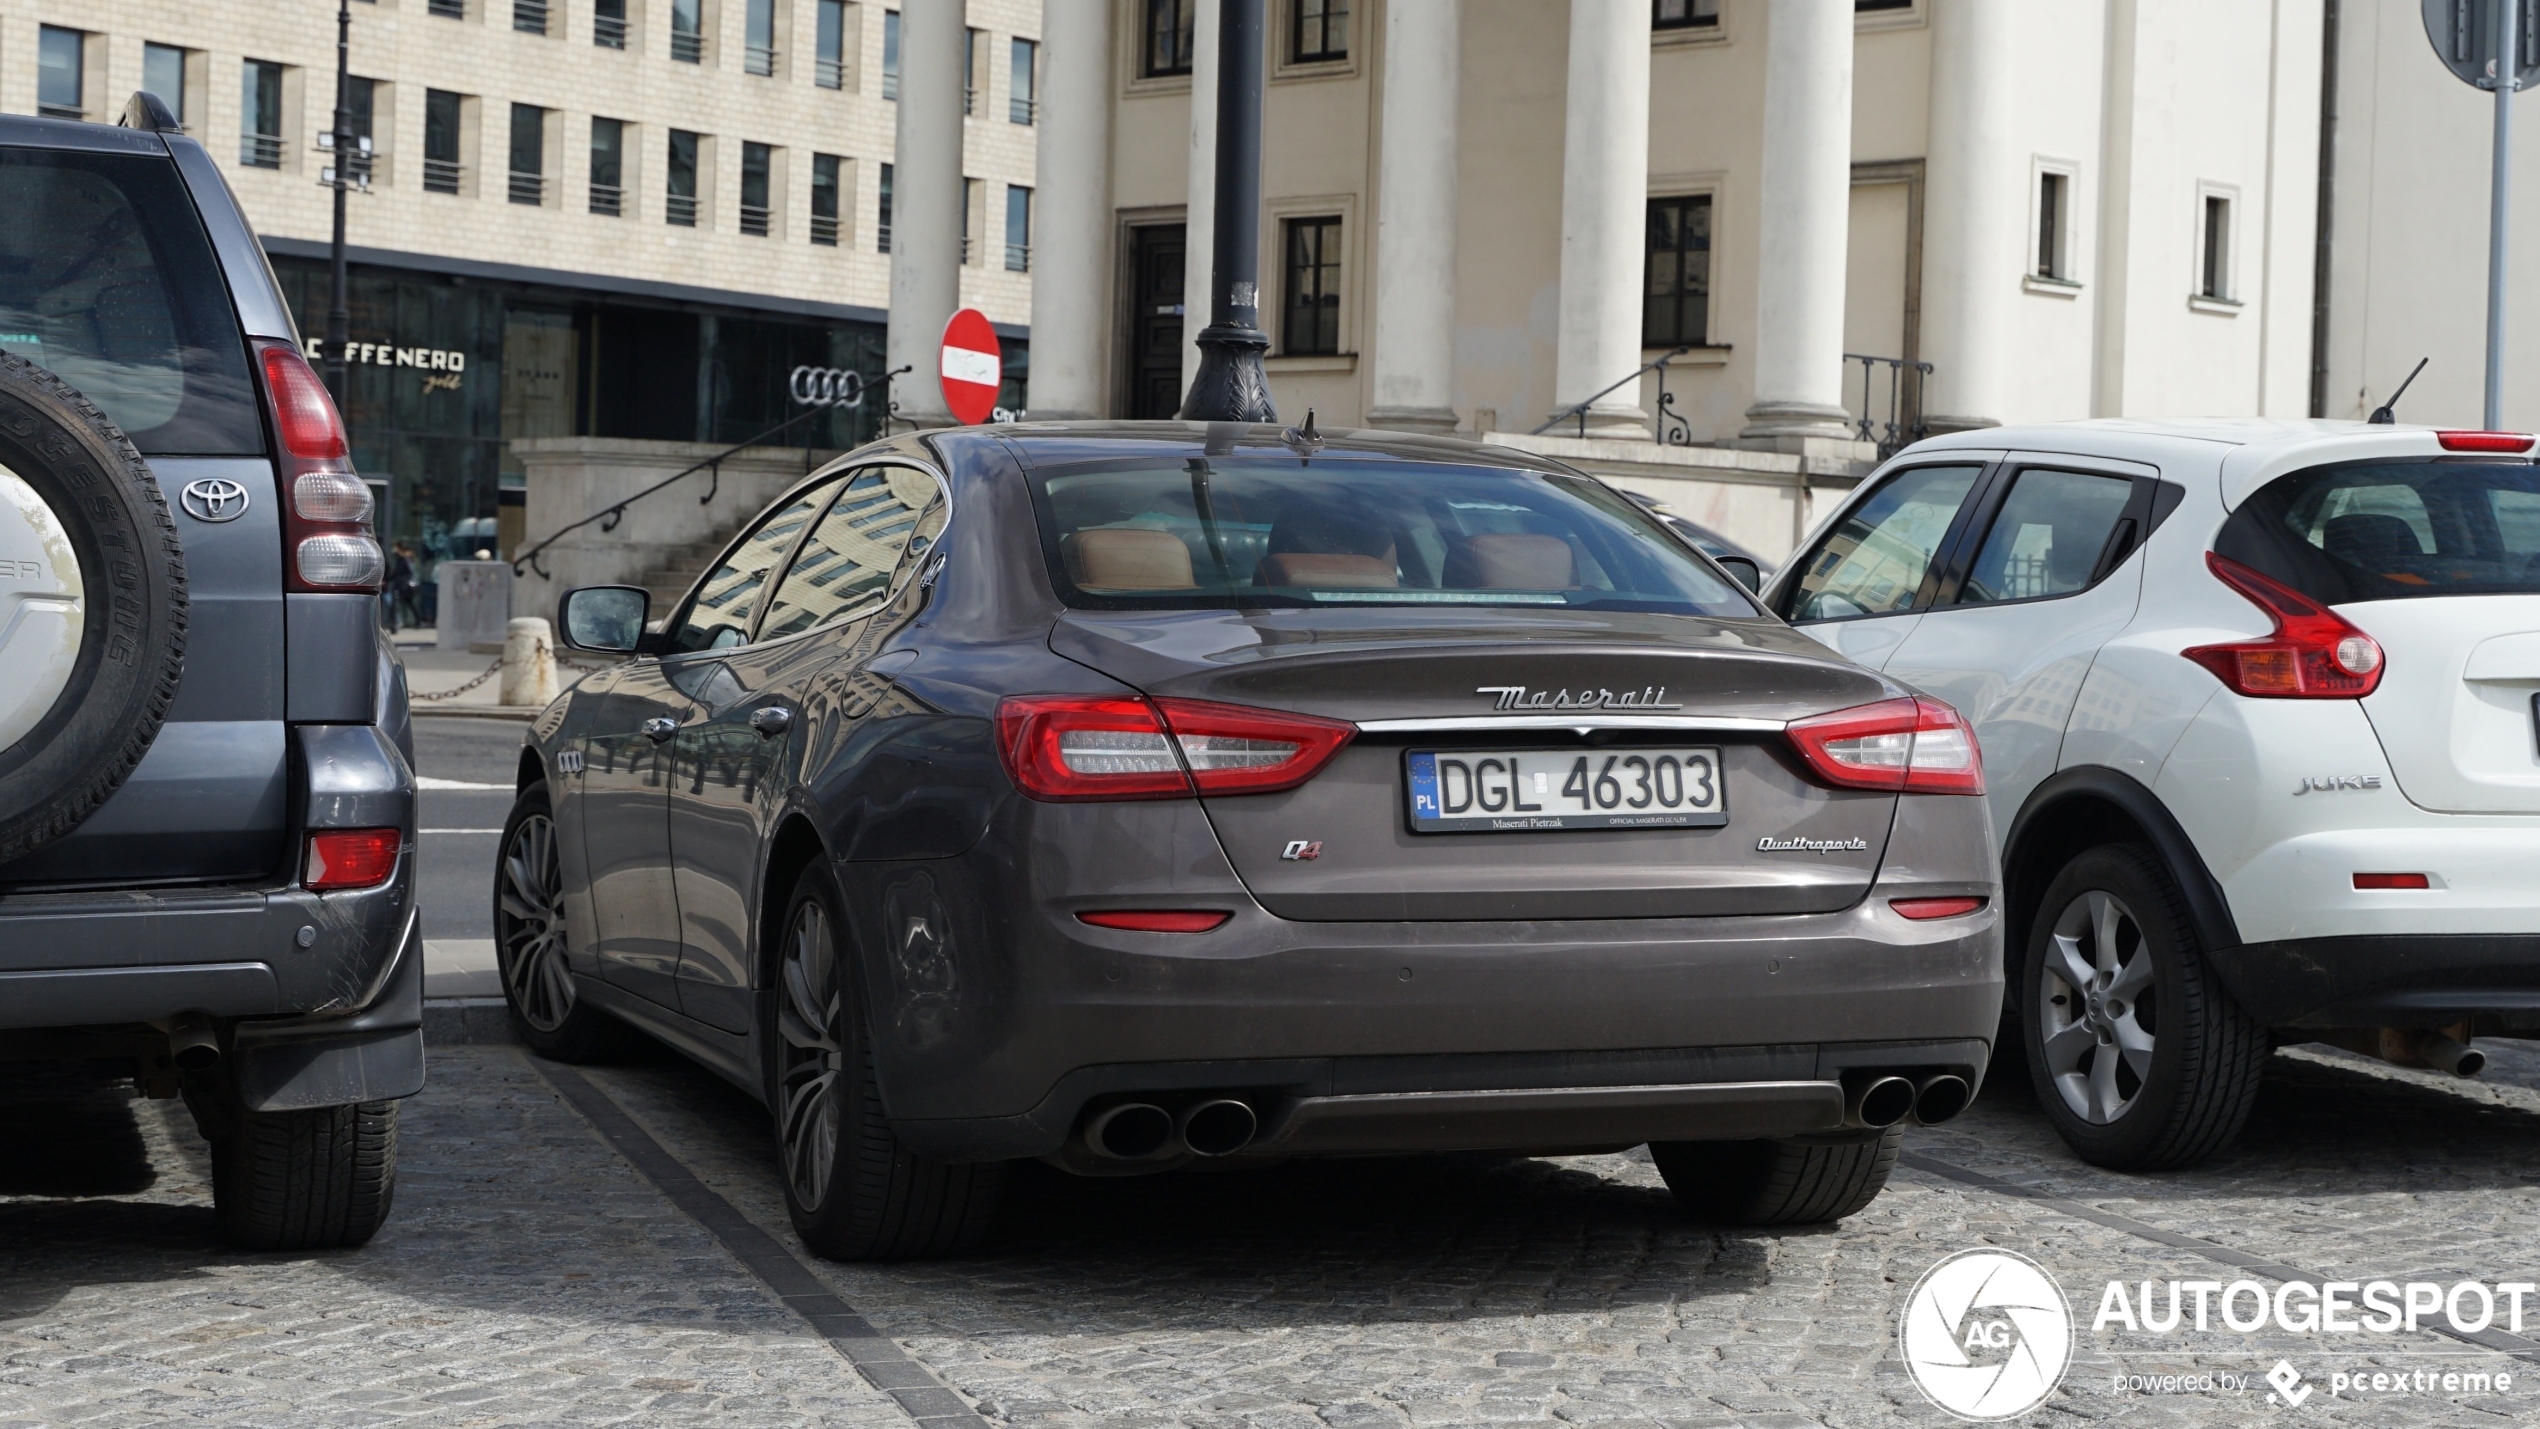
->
(209, 1099, 399, 1251)
(1650, 1127, 1903, 1225)
(2020, 843, 2266, 1170)
(765, 860, 1003, 1260)
(496, 780, 641, 1062)
(0, 353, 187, 863)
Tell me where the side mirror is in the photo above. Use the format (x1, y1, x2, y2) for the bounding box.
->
(558, 585, 649, 653)
(1714, 555, 1763, 593)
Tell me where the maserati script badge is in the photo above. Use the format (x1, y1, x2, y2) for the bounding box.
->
(179, 477, 251, 523)
(1475, 684, 1682, 712)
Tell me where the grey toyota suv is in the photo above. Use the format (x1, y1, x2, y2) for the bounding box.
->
(0, 97, 418, 1248)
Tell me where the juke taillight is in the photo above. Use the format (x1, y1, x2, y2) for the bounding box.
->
(1784, 696, 1985, 795)
(2182, 552, 2383, 698)
(257, 341, 385, 594)
(995, 695, 1356, 801)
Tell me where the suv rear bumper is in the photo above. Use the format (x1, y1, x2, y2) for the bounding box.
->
(2221, 933, 2540, 1026)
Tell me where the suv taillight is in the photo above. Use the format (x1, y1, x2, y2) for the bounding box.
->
(256, 341, 383, 593)
(2183, 552, 2383, 698)
(305, 828, 400, 891)
(1785, 696, 1986, 795)
(995, 695, 1356, 801)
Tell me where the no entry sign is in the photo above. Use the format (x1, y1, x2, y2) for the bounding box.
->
(939, 308, 1002, 425)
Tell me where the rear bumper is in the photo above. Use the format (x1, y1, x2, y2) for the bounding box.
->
(2221, 933, 2540, 1027)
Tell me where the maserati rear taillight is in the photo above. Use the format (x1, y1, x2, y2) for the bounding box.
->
(1891, 896, 1987, 920)
(2183, 552, 2383, 698)
(996, 695, 1355, 801)
(1785, 697, 1985, 795)
(256, 341, 384, 593)
(1076, 910, 1232, 932)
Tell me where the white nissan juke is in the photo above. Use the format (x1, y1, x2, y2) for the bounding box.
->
(1763, 418, 2540, 1169)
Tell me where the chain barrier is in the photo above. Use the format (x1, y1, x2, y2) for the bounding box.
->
(409, 658, 503, 702)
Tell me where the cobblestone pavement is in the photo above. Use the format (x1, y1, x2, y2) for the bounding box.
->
(8, 1036, 2540, 1428)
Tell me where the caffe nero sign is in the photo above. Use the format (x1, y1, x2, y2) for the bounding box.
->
(304, 338, 468, 392)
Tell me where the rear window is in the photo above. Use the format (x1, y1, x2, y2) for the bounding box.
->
(0, 148, 261, 454)
(1026, 457, 1759, 617)
(2218, 459, 2540, 602)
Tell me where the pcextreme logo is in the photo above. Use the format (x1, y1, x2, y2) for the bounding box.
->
(1900, 1249, 2075, 1420)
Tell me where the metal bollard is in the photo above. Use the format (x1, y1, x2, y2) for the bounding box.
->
(498, 617, 559, 708)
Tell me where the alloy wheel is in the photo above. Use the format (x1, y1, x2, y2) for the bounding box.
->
(2038, 889, 2158, 1124)
(775, 898, 844, 1211)
(496, 813, 575, 1032)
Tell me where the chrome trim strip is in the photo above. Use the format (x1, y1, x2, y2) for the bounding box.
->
(1355, 714, 1787, 734)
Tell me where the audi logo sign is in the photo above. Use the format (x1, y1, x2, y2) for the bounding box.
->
(789, 365, 870, 408)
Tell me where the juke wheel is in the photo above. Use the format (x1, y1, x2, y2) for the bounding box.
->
(768, 861, 1003, 1260)
(496, 780, 636, 1061)
(2022, 843, 2266, 1170)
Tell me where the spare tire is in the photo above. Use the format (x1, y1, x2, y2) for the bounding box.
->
(0, 354, 188, 864)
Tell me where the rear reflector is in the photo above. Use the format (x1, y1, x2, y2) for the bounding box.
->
(306, 828, 400, 892)
(2353, 872, 2431, 890)
(1891, 896, 1987, 920)
(2435, 430, 2537, 453)
(1076, 910, 1232, 932)
(2183, 553, 2383, 698)
(1784, 696, 1986, 794)
(996, 694, 1354, 801)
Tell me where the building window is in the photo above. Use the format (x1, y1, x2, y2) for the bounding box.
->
(884, 11, 900, 99)
(1652, 0, 1719, 29)
(1009, 38, 1038, 123)
(1282, 216, 1343, 356)
(816, 0, 849, 88)
(1144, 0, 1195, 78)
(508, 104, 546, 205)
(811, 153, 844, 244)
(1856, 0, 1915, 10)
(424, 89, 464, 193)
(740, 142, 774, 236)
(38, 27, 84, 120)
(2200, 192, 2233, 301)
(878, 162, 893, 251)
(671, 0, 706, 63)
(142, 42, 187, 127)
(514, 0, 551, 36)
(747, 0, 778, 75)
(241, 60, 286, 169)
(590, 117, 626, 215)
(1643, 194, 1712, 347)
(2035, 170, 2068, 280)
(1291, 0, 1348, 63)
(964, 27, 984, 116)
(1005, 185, 1031, 271)
(667, 130, 701, 226)
(595, 0, 629, 49)
(429, 0, 467, 18)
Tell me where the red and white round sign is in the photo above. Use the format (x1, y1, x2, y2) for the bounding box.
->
(938, 308, 1003, 425)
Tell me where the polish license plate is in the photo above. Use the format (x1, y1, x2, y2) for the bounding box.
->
(1405, 748, 1727, 832)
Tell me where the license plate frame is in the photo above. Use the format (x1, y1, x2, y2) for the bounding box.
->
(1404, 747, 1729, 833)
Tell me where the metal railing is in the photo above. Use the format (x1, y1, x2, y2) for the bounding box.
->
(746, 44, 777, 76)
(429, 0, 466, 18)
(877, 223, 892, 253)
(815, 56, 846, 88)
(739, 203, 772, 237)
(513, 0, 549, 34)
(511, 367, 911, 582)
(666, 192, 699, 226)
(1010, 96, 1036, 124)
(1005, 243, 1030, 273)
(671, 30, 705, 62)
(1533, 346, 1696, 445)
(508, 171, 546, 205)
(589, 181, 624, 216)
(810, 213, 841, 246)
(883, 70, 899, 100)
(594, 14, 628, 47)
(241, 133, 286, 169)
(1844, 352, 1933, 459)
(37, 103, 83, 121)
(423, 157, 463, 194)
(964, 85, 978, 116)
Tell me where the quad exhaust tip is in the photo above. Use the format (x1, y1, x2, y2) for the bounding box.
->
(1846, 1074, 1917, 1130)
(1912, 1073, 1972, 1125)
(1177, 1099, 1258, 1157)
(1086, 1102, 1174, 1159)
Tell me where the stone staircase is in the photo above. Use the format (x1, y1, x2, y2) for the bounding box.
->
(633, 526, 747, 617)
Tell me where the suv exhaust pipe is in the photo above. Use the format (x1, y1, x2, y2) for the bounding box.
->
(1843, 1074, 1917, 1129)
(167, 1014, 220, 1072)
(1085, 1103, 1174, 1159)
(1910, 1073, 1972, 1125)
(1177, 1099, 1258, 1156)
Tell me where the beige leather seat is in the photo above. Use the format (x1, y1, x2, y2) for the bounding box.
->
(1068, 528, 1197, 590)
(1254, 551, 1399, 588)
(1445, 533, 1576, 589)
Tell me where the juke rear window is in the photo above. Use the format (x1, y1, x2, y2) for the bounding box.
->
(2219, 459, 2540, 602)
(0, 149, 261, 454)
(1025, 456, 1759, 617)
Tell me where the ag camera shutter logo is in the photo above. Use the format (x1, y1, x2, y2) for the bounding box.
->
(1900, 1249, 2074, 1420)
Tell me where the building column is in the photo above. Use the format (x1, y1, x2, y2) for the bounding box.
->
(1921, 0, 2014, 432)
(888, 0, 968, 427)
(1368, 0, 1460, 432)
(1551, 0, 1652, 439)
(1027, 0, 1112, 419)
(1741, 0, 1854, 440)
(1181, 0, 1220, 399)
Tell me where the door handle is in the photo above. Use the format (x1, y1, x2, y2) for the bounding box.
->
(640, 716, 680, 742)
(748, 705, 794, 739)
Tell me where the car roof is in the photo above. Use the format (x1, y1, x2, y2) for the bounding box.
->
(935, 420, 1589, 479)
(1904, 417, 2480, 509)
(0, 113, 172, 157)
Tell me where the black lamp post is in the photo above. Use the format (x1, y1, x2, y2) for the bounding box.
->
(324, 0, 354, 400)
(1178, 0, 1277, 423)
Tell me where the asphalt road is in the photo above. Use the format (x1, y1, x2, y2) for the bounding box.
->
(412, 715, 532, 946)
